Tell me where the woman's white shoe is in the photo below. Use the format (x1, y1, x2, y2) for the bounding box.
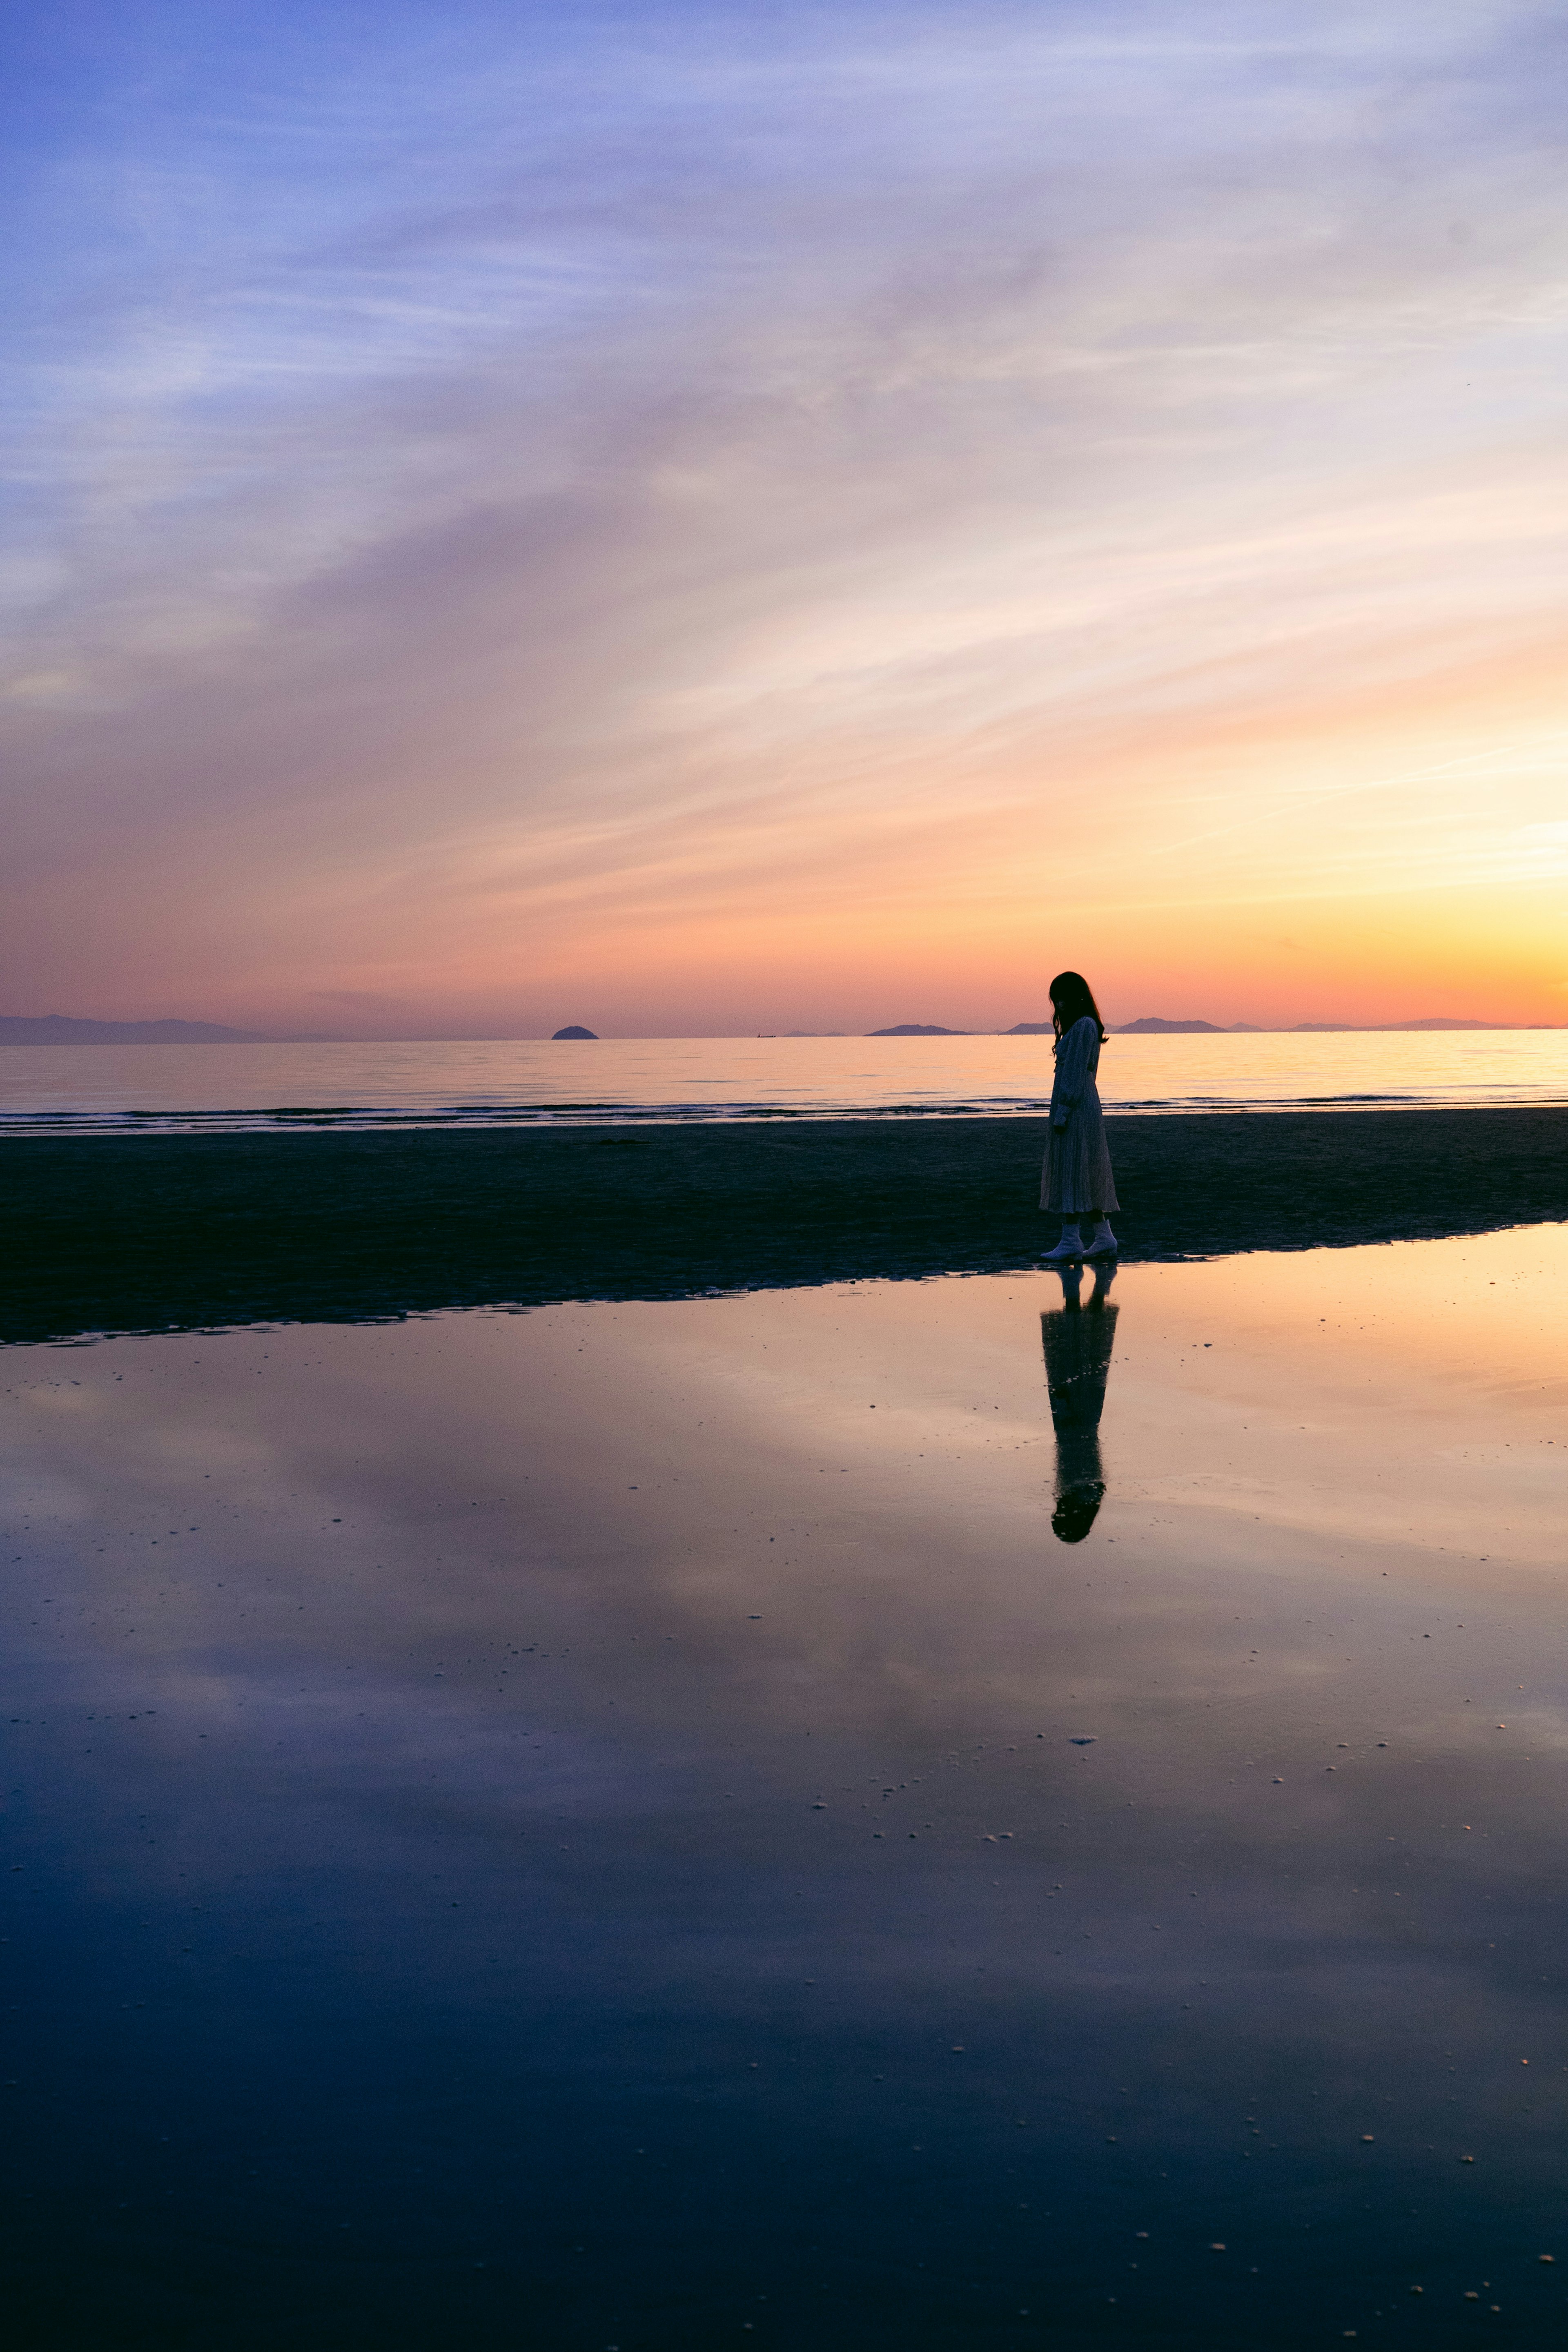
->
(1042, 1233, 1084, 1262)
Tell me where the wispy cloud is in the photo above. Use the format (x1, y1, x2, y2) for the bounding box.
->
(3, 0, 1566, 1028)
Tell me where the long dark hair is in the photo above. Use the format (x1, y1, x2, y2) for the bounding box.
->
(1049, 970, 1107, 1043)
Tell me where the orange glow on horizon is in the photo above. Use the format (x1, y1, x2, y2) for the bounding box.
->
(5, 10, 1566, 1039)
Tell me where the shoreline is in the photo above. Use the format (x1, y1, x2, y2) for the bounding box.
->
(3, 1104, 1565, 1344)
(5, 1092, 1568, 1137)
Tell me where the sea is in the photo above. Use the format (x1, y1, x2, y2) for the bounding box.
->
(0, 1028, 1564, 1134)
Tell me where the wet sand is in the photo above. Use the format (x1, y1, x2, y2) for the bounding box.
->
(4, 1225, 1567, 2346)
(3, 1104, 1567, 1341)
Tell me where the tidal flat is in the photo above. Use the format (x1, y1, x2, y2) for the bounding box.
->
(4, 1107, 1568, 1343)
(3, 1224, 1568, 2347)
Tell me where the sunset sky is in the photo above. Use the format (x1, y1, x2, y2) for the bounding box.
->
(5, 0, 1566, 1036)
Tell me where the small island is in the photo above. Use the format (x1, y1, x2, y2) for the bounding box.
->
(551, 1025, 598, 1041)
(1115, 1016, 1227, 1034)
(868, 1023, 968, 1037)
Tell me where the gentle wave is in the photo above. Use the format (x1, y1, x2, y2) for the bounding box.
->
(1, 1029, 1564, 1134)
(0, 1090, 1561, 1136)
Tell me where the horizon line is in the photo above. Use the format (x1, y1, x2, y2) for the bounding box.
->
(2, 1014, 1564, 1044)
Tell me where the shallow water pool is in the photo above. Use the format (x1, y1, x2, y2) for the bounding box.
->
(4, 1227, 1567, 2347)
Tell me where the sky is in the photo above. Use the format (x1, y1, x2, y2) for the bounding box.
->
(4, 0, 1567, 1037)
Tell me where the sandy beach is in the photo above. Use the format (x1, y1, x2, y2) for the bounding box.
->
(3, 1105, 1566, 1342)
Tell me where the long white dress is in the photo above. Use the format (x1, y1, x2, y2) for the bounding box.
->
(1039, 1016, 1120, 1214)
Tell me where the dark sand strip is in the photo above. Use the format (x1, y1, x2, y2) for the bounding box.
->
(3, 1106, 1564, 1344)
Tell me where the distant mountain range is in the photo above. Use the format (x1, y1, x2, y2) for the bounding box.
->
(872, 1015, 1516, 1037)
(0, 1014, 326, 1044)
(1116, 1017, 1227, 1034)
(1288, 1018, 1496, 1032)
(1115, 1015, 1503, 1034)
(3, 1011, 1544, 1048)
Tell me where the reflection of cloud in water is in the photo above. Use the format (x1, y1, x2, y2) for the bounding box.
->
(1041, 1262, 1118, 1542)
(11, 1233, 1568, 2346)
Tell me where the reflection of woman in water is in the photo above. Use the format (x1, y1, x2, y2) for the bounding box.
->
(1041, 1260, 1118, 1542)
(1040, 970, 1119, 1264)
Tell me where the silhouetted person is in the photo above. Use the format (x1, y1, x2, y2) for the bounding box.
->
(1040, 970, 1119, 1262)
(1041, 1259, 1118, 1542)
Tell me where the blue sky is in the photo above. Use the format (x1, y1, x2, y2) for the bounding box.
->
(4, 1, 1566, 1032)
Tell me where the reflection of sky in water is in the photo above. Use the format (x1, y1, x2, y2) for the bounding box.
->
(4, 1228, 1568, 2342)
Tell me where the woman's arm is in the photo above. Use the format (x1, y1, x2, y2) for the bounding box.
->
(1049, 1018, 1094, 1127)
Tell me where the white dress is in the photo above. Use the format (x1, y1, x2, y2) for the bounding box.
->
(1039, 1017, 1120, 1215)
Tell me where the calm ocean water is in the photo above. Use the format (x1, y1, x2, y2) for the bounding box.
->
(0, 1029, 1564, 1133)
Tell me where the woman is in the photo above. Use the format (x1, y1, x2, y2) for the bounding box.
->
(1040, 970, 1118, 1262)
